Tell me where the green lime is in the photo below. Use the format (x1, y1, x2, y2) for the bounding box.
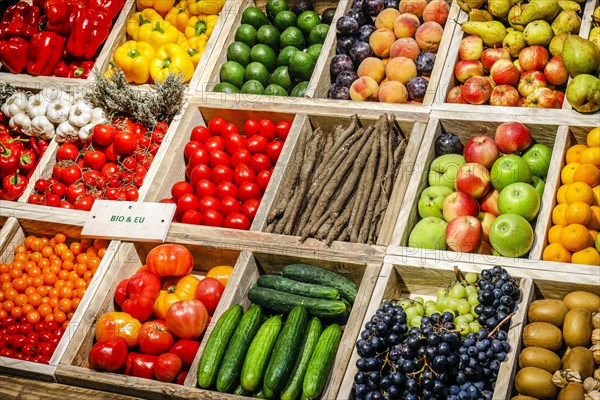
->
(250, 44, 277, 72)
(266, 0, 288, 21)
(244, 62, 271, 87)
(289, 51, 316, 81)
(241, 7, 269, 29)
(280, 26, 305, 49)
(256, 25, 280, 50)
(235, 24, 257, 47)
(220, 61, 245, 89)
(213, 82, 241, 93)
(264, 84, 288, 96)
(274, 10, 297, 31)
(227, 41, 251, 67)
(290, 81, 309, 97)
(241, 80, 265, 94)
(297, 10, 321, 36)
(277, 46, 298, 66)
(269, 66, 293, 91)
(309, 23, 329, 45)
(307, 43, 323, 59)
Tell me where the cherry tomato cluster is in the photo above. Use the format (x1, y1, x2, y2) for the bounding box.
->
(90, 244, 232, 384)
(0, 234, 108, 364)
(0, 124, 49, 201)
(28, 119, 169, 210)
(162, 117, 291, 230)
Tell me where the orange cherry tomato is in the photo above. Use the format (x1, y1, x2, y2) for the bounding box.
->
(38, 303, 52, 317)
(26, 311, 40, 324)
(54, 234, 66, 243)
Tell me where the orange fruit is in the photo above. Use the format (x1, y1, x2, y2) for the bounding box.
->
(580, 147, 600, 168)
(571, 247, 600, 265)
(593, 186, 600, 206)
(565, 202, 592, 225)
(552, 203, 568, 225)
(587, 127, 600, 147)
(557, 185, 569, 204)
(565, 182, 593, 204)
(561, 162, 580, 184)
(560, 223, 592, 252)
(548, 225, 565, 244)
(566, 145, 588, 164)
(589, 230, 598, 241)
(589, 206, 600, 230)
(573, 163, 600, 186)
(542, 243, 572, 263)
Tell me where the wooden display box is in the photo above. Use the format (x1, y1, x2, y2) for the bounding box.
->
(0, 217, 119, 381)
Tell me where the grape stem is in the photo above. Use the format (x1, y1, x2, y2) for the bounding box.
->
(487, 312, 515, 338)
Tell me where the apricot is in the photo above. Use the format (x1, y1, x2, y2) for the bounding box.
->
(385, 57, 418, 84)
(349, 76, 380, 101)
(357, 57, 387, 83)
(379, 81, 409, 103)
(393, 13, 421, 38)
(415, 21, 444, 52)
(390, 37, 422, 60)
(369, 28, 397, 58)
(375, 8, 401, 30)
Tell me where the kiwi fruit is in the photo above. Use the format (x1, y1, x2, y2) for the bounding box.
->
(515, 367, 557, 399)
(563, 291, 600, 312)
(511, 396, 539, 400)
(523, 322, 563, 352)
(519, 347, 562, 373)
(563, 308, 592, 347)
(528, 299, 568, 326)
(562, 346, 594, 379)
(557, 382, 585, 400)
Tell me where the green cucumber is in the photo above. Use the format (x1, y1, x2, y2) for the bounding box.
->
(282, 263, 358, 304)
(241, 315, 283, 392)
(302, 324, 343, 399)
(216, 304, 263, 392)
(280, 317, 323, 400)
(248, 287, 347, 318)
(264, 305, 309, 392)
(254, 386, 275, 399)
(197, 304, 243, 388)
(257, 275, 340, 300)
(233, 384, 250, 396)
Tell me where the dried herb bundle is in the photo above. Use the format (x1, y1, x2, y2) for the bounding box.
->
(0, 83, 16, 105)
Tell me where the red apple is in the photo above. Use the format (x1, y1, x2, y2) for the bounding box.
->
(476, 241, 493, 255)
(494, 121, 532, 154)
(445, 215, 483, 253)
(480, 189, 500, 216)
(463, 136, 500, 169)
(443, 191, 480, 222)
(454, 59, 484, 83)
(554, 90, 564, 107)
(462, 76, 493, 105)
(455, 163, 492, 199)
(514, 60, 524, 74)
(543, 55, 568, 85)
(446, 85, 468, 103)
(518, 46, 550, 71)
(517, 70, 547, 97)
(524, 87, 559, 108)
(459, 35, 484, 60)
(478, 212, 496, 243)
(490, 59, 520, 86)
(481, 48, 511, 71)
(490, 85, 520, 107)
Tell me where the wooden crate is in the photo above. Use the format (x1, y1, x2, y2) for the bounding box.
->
(389, 117, 574, 267)
(339, 256, 534, 400)
(55, 240, 242, 399)
(0, 217, 119, 381)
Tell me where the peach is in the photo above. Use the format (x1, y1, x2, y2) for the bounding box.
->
(385, 57, 417, 84)
(369, 28, 397, 58)
(378, 81, 409, 103)
(393, 13, 421, 39)
(357, 57, 387, 83)
(423, 0, 450, 25)
(375, 8, 401, 30)
(390, 38, 422, 60)
(349, 76, 380, 101)
(415, 21, 444, 52)
(399, 0, 428, 18)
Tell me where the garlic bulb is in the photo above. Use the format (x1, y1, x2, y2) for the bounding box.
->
(585, 377, 600, 392)
(586, 391, 600, 400)
(593, 329, 600, 345)
(593, 313, 600, 329)
(595, 368, 600, 381)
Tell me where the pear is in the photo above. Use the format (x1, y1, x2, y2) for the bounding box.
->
(562, 35, 600, 77)
(503, 30, 527, 57)
(488, 0, 514, 17)
(558, 0, 581, 12)
(513, 0, 561, 25)
(593, 5, 600, 24)
(566, 74, 600, 112)
(457, 0, 486, 12)
(469, 9, 494, 21)
(590, 27, 600, 50)
(462, 21, 507, 47)
(508, 5, 525, 31)
(524, 20, 554, 47)
(551, 10, 581, 35)
(549, 33, 569, 56)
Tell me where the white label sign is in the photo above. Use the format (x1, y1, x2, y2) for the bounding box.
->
(81, 200, 176, 242)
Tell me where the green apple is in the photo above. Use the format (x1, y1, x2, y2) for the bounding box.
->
(521, 143, 552, 178)
(489, 214, 534, 257)
(490, 155, 532, 191)
(531, 176, 546, 199)
(408, 217, 448, 250)
(498, 182, 540, 221)
(428, 154, 466, 189)
(418, 186, 453, 219)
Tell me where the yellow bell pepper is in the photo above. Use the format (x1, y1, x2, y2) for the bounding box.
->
(138, 20, 180, 50)
(188, 0, 225, 15)
(165, 1, 192, 33)
(137, 0, 176, 16)
(184, 14, 218, 39)
(150, 43, 195, 82)
(177, 32, 188, 45)
(113, 40, 155, 84)
(153, 275, 200, 319)
(126, 9, 164, 40)
(180, 36, 207, 67)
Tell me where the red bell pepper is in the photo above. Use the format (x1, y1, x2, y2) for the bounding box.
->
(0, 2, 41, 39)
(0, 142, 19, 178)
(67, 61, 94, 79)
(27, 31, 66, 76)
(43, 0, 87, 35)
(67, 8, 112, 60)
(114, 272, 161, 322)
(124, 353, 157, 379)
(18, 149, 36, 172)
(88, 0, 126, 20)
(0, 37, 28, 74)
(2, 172, 27, 201)
(53, 61, 69, 77)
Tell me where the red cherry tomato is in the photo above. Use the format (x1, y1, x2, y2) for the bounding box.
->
(225, 134, 247, 155)
(201, 209, 224, 227)
(160, 198, 176, 204)
(204, 136, 225, 152)
(258, 119, 276, 141)
(60, 164, 82, 185)
(126, 187, 139, 201)
(114, 131, 137, 154)
(224, 212, 251, 230)
(212, 165, 233, 184)
(188, 148, 209, 168)
(221, 123, 239, 138)
(101, 162, 119, 177)
(208, 150, 231, 168)
(249, 153, 272, 173)
(93, 125, 117, 146)
(177, 193, 199, 214)
(194, 278, 225, 314)
(191, 126, 210, 143)
(34, 179, 49, 192)
(238, 182, 261, 202)
(230, 149, 252, 168)
(121, 156, 138, 171)
(275, 121, 291, 140)
(242, 199, 260, 221)
(74, 195, 94, 210)
(233, 164, 256, 186)
(184, 141, 203, 159)
(66, 183, 86, 203)
(45, 193, 61, 207)
(208, 118, 226, 135)
(171, 181, 195, 201)
(56, 143, 79, 161)
(195, 179, 216, 198)
(215, 181, 237, 200)
(243, 119, 259, 137)
(48, 182, 66, 197)
(247, 135, 268, 154)
(198, 196, 221, 213)
(265, 141, 284, 164)
(105, 143, 117, 162)
(219, 196, 242, 216)
(189, 164, 212, 186)
(181, 209, 202, 224)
